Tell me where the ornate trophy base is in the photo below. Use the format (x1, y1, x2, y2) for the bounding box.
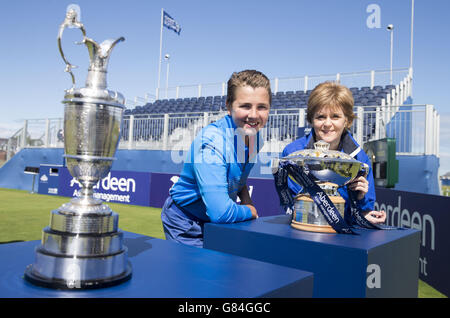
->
(24, 202, 132, 290)
(291, 183, 345, 234)
(24, 260, 132, 290)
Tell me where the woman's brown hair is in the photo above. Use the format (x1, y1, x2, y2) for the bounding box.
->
(307, 81, 356, 129)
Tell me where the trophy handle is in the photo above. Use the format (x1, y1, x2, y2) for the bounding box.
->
(57, 8, 87, 89)
(361, 163, 370, 179)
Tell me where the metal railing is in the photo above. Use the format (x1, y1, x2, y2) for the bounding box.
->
(138, 68, 411, 104)
(123, 68, 412, 107)
(3, 104, 439, 162)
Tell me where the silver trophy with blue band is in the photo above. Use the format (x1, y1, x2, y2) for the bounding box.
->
(24, 7, 132, 289)
(273, 140, 371, 234)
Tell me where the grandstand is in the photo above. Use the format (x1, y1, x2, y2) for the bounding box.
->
(125, 84, 395, 116)
(120, 83, 401, 153)
(117, 69, 420, 154)
(0, 67, 441, 195)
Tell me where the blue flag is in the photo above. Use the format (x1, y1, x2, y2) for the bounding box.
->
(163, 11, 181, 35)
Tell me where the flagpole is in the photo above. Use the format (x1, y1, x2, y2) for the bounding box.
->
(157, 8, 164, 100)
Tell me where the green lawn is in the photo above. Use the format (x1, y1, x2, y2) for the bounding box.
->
(0, 188, 446, 298)
(0, 188, 164, 243)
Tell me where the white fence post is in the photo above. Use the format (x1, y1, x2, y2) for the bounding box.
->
(356, 107, 364, 146)
(21, 120, 28, 148)
(424, 104, 434, 155)
(336, 73, 340, 83)
(274, 78, 279, 94)
(298, 108, 305, 128)
(128, 115, 134, 150)
(395, 85, 400, 106)
(163, 113, 169, 151)
(176, 86, 180, 99)
(6, 138, 12, 161)
(198, 84, 202, 98)
(370, 70, 375, 89)
(436, 113, 440, 157)
(203, 112, 209, 127)
(44, 119, 50, 147)
(221, 82, 226, 96)
(375, 106, 380, 140)
(304, 75, 308, 93)
(433, 109, 438, 156)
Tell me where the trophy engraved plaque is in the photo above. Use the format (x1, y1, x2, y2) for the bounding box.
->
(274, 140, 369, 234)
(24, 8, 131, 289)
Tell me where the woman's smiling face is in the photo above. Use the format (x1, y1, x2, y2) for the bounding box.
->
(312, 105, 348, 150)
(227, 85, 270, 136)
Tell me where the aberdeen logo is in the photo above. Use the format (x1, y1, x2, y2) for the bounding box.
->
(69, 173, 136, 193)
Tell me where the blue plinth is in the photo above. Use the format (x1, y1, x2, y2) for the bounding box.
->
(0, 231, 313, 298)
(204, 215, 420, 298)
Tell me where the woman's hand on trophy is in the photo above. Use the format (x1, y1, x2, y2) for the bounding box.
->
(347, 176, 369, 201)
(363, 210, 387, 224)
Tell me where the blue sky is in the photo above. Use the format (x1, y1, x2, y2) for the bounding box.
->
(0, 0, 449, 173)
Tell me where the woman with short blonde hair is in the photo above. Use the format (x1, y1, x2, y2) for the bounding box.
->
(306, 81, 356, 129)
(282, 81, 386, 224)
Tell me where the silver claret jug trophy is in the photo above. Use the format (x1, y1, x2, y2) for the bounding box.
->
(24, 7, 132, 289)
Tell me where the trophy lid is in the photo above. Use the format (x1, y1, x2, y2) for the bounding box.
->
(286, 140, 355, 161)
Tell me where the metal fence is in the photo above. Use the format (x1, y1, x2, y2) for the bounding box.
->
(116, 104, 439, 156)
(4, 104, 439, 161)
(125, 68, 412, 107)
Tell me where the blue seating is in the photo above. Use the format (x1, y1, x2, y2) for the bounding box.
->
(126, 84, 396, 117)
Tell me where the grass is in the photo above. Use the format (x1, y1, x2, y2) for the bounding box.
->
(0, 188, 447, 298)
(0, 188, 164, 243)
(442, 185, 450, 197)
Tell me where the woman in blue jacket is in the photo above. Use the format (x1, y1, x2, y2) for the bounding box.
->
(161, 70, 271, 247)
(282, 81, 386, 225)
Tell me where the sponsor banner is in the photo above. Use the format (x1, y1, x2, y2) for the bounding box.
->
(246, 178, 284, 217)
(149, 172, 283, 217)
(149, 172, 179, 208)
(38, 164, 63, 196)
(375, 187, 450, 297)
(58, 167, 151, 207)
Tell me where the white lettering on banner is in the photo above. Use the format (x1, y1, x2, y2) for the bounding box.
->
(169, 175, 179, 192)
(374, 196, 435, 251)
(72, 190, 131, 203)
(419, 257, 428, 276)
(70, 178, 81, 187)
(236, 186, 254, 203)
(366, 264, 381, 289)
(317, 192, 339, 223)
(69, 173, 136, 193)
(101, 173, 136, 192)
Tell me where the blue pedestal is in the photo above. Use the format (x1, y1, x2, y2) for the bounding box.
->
(204, 215, 420, 298)
(0, 232, 313, 298)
